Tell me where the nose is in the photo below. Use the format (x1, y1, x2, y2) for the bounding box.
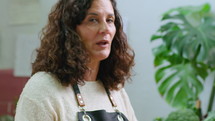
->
(98, 21, 110, 34)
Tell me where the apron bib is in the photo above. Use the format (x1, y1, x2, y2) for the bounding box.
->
(72, 84, 129, 121)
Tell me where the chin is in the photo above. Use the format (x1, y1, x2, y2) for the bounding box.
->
(94, 53, 110, 61)
(90, 49, 111, 61)
(99, 55, 110, 61)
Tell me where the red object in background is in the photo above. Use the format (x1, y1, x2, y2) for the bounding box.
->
(0, 69, 29, 116)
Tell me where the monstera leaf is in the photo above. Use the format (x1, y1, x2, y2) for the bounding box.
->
(156, 59, 208, 108)
(151, 3, 215, 108)
(153, 45, 208, 108)
(152, 3, 215, 68)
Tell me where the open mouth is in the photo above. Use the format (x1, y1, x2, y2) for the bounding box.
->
(96, 41, 108, 45)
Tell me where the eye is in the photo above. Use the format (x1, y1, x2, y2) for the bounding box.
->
(107, 18, 115, 23)
(89, 18, 98, 23)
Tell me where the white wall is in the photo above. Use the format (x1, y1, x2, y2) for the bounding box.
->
(117, 0, 215, 120)
(0, 0, 57, 69)
(0, 0, 215, 121)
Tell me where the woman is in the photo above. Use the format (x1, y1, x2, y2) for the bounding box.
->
(15, 0, 137, 120)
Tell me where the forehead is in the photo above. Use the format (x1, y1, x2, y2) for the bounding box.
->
(87, 0, 114, 14)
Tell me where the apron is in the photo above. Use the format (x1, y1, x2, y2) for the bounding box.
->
(72, 84, 129, 121)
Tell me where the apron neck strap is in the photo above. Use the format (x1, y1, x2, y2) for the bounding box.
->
(72, 83, 117, 108)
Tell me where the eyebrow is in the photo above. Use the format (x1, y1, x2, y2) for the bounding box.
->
(87, 12, 115, 17)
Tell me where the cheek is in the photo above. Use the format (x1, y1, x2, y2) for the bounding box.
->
(112, 25, 116, 35)
(81, 29, 97, 41)
(111, 28, 116, 39)
(84, 40, 92, 48)
(82, 36, 94, 50)
(77, 30, 93, 44)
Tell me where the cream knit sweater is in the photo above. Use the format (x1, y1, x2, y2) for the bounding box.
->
(15, 72, 137, 121)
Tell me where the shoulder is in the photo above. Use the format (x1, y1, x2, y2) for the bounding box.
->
(111, 88, 134, 111)
(19, 72, 64, 100)
(110, 88, 131, 107)
(29, 71, 57, 83)
(112, 88, 138, 121)
(112, 88, 129, 99)
(16, 72, 77, 120)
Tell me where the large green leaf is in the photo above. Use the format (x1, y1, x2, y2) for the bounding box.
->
(150, 3, 215, 109)
(156, 61, 208, 108)
(162, 3, 211, 20)
(152, 3, 215, 68)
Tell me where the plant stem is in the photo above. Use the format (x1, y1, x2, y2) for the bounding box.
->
(195, 99, 202, 120)
(207, 73, 215, 113)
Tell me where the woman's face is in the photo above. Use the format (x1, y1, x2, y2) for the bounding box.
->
(76, 0, 116, 62)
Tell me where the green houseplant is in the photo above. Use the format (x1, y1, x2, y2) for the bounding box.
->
(0, 115, 14, 121)
(150, 3, 215, 119)
(153, 109, 203, 121)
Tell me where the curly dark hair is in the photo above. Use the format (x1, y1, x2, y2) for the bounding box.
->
(32, 0, 134, 90)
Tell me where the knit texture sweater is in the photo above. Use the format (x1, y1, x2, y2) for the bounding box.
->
(15, 72, 137, 121)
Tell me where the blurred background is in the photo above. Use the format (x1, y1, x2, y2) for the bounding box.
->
(0, 0, 215, 120)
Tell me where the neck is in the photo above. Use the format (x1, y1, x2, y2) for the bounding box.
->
(84, 60, 100, 81)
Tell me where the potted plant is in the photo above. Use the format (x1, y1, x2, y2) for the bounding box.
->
(0, 115, 14, 121)
(150, 3, 215, 120)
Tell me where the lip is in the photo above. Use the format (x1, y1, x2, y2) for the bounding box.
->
(96, 40, 110, 48)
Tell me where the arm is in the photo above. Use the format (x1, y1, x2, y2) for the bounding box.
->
(120, 88, 138, 121)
